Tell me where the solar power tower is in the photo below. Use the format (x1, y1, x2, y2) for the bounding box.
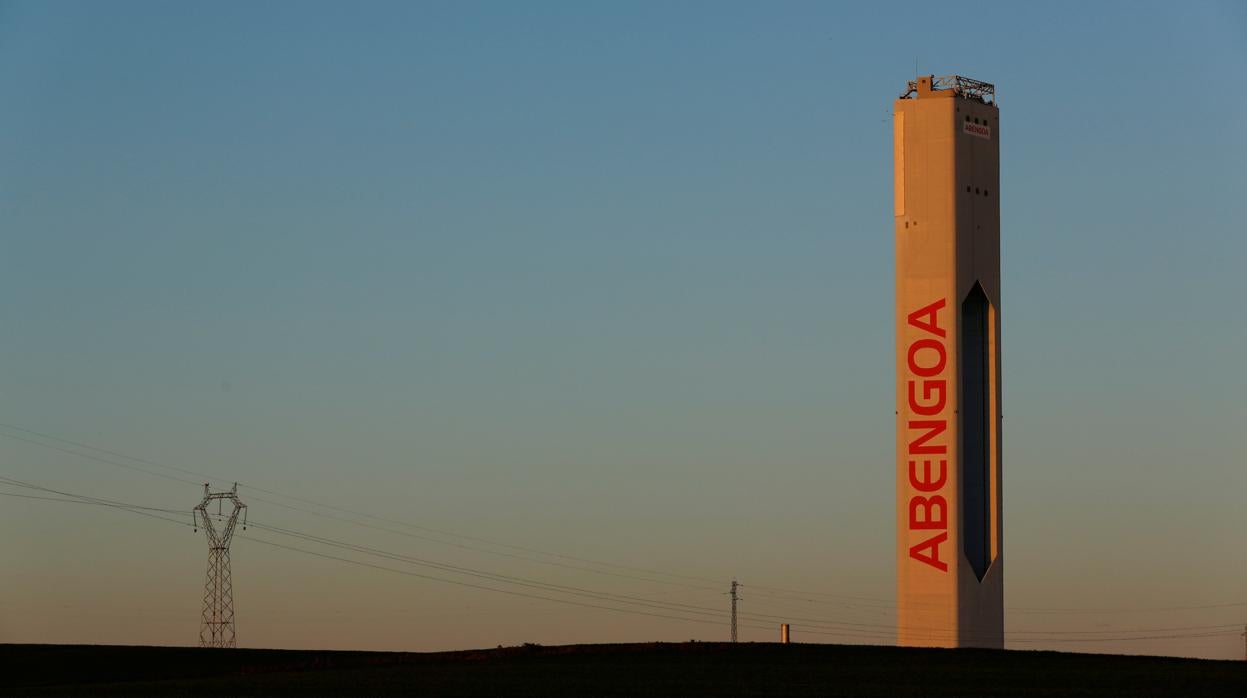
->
(892, 75, 1003, 648)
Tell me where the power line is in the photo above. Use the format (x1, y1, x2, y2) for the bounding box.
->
(3, 423, 1245, 622)
(2, 478, 748, 629)
(214, 519, 1247, 643)
(0, 482, 963, 640)
(239, 532, 1241, 644)
(244, 535, 777, 633)
(0, 430, 206, 488)
(243, 521, 735, 621)
(0, 424, 722, 588)
(729, 591, 1242, 639)
(0, 475, 186, 513)
(742, 583, 1247, 616)
(1006, 602, 1247, 615)
(215, 520, 907, 636)
(0, 423, 219, 483)
(0, 477, 777, 635)
(0, 489, 197, 533)
(237, 490, 720, 592)
(3, 476, 1240, 649)
(0, 489, 193, 528)
(0, 480, 976, 639)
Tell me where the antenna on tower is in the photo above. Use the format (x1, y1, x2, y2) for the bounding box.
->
(194, 483, 246, 648)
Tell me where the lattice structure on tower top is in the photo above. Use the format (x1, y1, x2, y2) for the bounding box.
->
(899, 75, 995, 104)
(194, 483, 247, 648)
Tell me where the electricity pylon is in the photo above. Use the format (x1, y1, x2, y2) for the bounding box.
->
(194, 483, 246, 648)
(729, 579, 740, 643)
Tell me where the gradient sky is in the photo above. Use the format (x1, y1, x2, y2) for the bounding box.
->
(1, 0, 1245, 660)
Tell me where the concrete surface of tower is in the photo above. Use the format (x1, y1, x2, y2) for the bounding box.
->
(893, 75, 1003, 648)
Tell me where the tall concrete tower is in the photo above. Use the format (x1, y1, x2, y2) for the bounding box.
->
(892, 75, 1002, 648)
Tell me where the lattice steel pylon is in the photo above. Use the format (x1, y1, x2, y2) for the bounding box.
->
(194, 483, 247, 648)
(729, 579, 740, 643)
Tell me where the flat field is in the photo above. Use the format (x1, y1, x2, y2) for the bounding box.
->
(5, 641, 1243, 696)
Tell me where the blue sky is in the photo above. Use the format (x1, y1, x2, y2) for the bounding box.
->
(1, 1, 1244, 658)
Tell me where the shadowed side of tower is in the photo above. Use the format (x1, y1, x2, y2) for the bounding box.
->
(893, 75, 1003, 649)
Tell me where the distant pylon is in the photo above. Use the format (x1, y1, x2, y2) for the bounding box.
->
(194, 483, 247, 648)
(729, 579, 740, 643)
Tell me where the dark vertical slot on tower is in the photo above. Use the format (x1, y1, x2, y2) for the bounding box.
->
(962, 284, 991, 581)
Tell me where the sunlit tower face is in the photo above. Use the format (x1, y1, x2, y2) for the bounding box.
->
(893, 75, 1003, 649)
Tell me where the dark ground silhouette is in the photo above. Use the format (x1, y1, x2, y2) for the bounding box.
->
(5, 641, 1244, 696)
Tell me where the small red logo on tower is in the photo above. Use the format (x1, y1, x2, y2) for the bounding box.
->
(963, 122, 991, 139)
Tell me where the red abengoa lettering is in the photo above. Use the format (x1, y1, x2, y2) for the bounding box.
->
(908, 378, 945, 415)
(907, 299, 946, 337)
(908, 459, 946, 492)
(909, 495, 946, 529)
(907, 420, 946, 455)
(907, 339, 946, 376)
(962, 122, 991, 139)
(905, 298, 950, 572)
(910, 532, 949, 572)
